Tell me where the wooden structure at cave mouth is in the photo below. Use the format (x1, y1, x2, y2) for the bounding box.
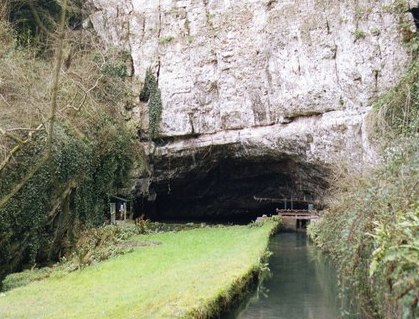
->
(276, 209, 321, 231)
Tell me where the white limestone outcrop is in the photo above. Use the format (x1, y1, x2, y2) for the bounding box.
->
(88, 0, 413, 172)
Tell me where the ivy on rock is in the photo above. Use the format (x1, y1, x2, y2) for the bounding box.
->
(0, 120, 136, 281)
(140, 68, 162, 140)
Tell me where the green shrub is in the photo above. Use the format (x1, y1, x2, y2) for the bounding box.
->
(354, 29, 367, 40)
(2, 268, 52, 291)
(0, 22, 138, 281)
(71, 226, 126, 267)
(309, 139, 418, 319)
(370, 206, 419, 319)
(0, 121, 136, 278)
(159, 35, 175, 44)
(373, 59, 419, 138)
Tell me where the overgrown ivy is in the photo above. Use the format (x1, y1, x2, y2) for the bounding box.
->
(140, 68, 162, 140)
(0, 119, 136, 282)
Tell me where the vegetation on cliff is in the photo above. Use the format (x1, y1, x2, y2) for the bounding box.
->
(140, 68, 163, 140)
(0, 2, 138, 281)
(308, 38, 418, 319)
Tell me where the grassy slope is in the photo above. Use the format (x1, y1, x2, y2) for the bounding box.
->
(0, 222, 277, 318)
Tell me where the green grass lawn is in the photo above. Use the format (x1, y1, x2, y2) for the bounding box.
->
(0, 221, 278, 319)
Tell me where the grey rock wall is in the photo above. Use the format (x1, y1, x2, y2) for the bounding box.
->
(87, 0, 414, 210)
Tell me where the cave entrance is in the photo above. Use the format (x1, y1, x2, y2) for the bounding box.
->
(134, 155, 328, 224)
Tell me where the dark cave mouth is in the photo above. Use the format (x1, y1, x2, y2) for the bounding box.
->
(135, 155, 329, 223)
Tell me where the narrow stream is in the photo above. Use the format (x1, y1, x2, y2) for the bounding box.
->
(230, 232, 358, 319)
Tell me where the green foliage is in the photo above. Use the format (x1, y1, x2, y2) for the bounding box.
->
(70, 225, 131, 268)
(149, 87, 163, 139)
(387, 0, 410, 14)
(102, 62, 127, 78)
(2, 267, 52, 292)
(370, 207, 419, 319)
(271, 215, 281, 222)
(354, 29, 367, 40)
(88, 49, 133, 109)
(7, 0, 84, 52)
(158, 35, 175, 44)
(140, 68, 163, 140)
(373, 59, 419, 138)
(248, 216, 274, 228)
(101, 56, 128, 79)
(308, 139, 419, 319)
(139, 67, 156, 102)
(0, 19, 138, 283)
(0, 121, 136, 280)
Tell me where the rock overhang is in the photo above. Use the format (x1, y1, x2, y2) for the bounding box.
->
(135, 148, 330, 221)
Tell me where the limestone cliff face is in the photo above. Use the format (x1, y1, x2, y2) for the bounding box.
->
(87, 0, 413, 217)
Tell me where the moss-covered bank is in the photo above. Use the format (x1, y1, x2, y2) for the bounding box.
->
(0, 219, 279, 318)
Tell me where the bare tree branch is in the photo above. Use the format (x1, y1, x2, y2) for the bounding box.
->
(0, 128, 25, 144)
(4, 127, 45, 132)
(47, 178, 78, 222)
(0, 0, 11, 21)
(0, 94, 12, 107)
(63, 73, 104, 112)
(47, 0, 68, 155)
(0, 0, 68, 210)
(0, 153, 49, 209)
(0, 123, 44, 172)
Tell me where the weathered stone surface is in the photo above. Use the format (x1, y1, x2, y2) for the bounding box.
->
(88, 0, 413, 218)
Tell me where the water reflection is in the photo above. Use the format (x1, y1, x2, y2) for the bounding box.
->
(231, 233, 359, 319)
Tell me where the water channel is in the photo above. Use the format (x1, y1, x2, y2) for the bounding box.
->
(229, 232, 359, 319)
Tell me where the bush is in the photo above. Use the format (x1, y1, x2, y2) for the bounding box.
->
(370, 206, 419, 319)
(0, 22, 138, 280)
(372, 59, 419, 139)
(6, 0, 85, 52)
(2, 268, 52, 291)
(309, 137, 418, 319)
(309, 46, 418, 318)
(71, 226, 127, 268)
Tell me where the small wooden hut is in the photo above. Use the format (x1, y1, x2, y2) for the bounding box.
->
(109, 196, 129, 224)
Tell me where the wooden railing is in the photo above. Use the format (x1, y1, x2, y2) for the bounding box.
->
(276, 209, 321, 220)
